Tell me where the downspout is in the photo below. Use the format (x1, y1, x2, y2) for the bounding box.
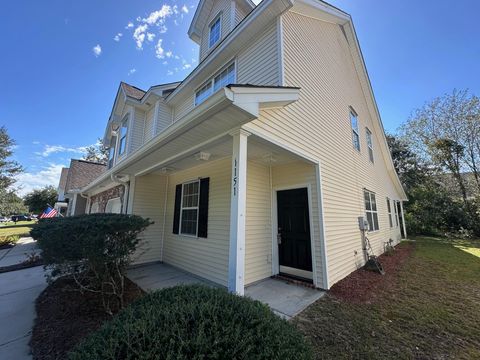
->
(111, 173, 130, 214)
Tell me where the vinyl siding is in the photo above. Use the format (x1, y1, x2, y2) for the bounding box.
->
(199, 0, 233, 62)
(128, 108, 145, 154)
(156, 100, 172, 135)
(237, 21, 279, 86)
(163, 158, 231, 287)
(245, 161, 272, 285)
(245, 11, 402, 287)
(131, 174, 167, 264)
(235, 3, 249, 25)
(143, 107, 155, 143)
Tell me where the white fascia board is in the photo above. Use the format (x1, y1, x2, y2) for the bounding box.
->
(292, 0, 351, 25)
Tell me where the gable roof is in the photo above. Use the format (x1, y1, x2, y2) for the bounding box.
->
(65, 159, 107, 193)
(58, 168, 69, 191)
(188, 0, 256, 44)
(120, 82, 146, 100)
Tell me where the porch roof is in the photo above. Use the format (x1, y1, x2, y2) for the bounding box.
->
(83, 85, 300, 193)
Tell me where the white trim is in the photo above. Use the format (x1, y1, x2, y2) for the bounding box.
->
(208, 12, 222, 49)
(315, 163, 329, 289)
(161, 175, 169, 261)
(228, 129, 250, 295)
(127, 176, 136, 214)
(277, 15, 285, 86)
(230, 0, 236, 30)
(271, 183, 317, 287)
(106, 197, 122, 214)
(400, 201, 407, 239)
(363, 189, 380, 232)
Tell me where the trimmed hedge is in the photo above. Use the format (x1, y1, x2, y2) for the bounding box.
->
(69, 285, 313, 360)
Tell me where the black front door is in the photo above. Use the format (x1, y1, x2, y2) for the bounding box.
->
(277, 188, 312, 273)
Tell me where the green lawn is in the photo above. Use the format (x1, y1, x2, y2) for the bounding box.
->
(0, 221, 36, 238)
(294, 237, 480, 359)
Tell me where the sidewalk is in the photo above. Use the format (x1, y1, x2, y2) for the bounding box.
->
(0, 266, 46, 359)
(0, 237, 39, 268)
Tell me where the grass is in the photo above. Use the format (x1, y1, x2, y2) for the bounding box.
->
(0, 221, 36, 238)
(294, 237, 480, 359)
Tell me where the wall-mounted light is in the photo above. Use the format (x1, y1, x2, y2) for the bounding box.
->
(194, 152, 211, 161)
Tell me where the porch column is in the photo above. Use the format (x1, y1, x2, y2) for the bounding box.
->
(228, 129, 250, 295)
(400, 201, 408, 239)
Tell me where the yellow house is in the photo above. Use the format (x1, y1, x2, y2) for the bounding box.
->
(81, 0, 408, 294)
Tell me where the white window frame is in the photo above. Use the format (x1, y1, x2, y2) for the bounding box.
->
(350, 108, 360, 151)
(195, 61, 236, 106)
(118, 117, 128, 155)
(366, 127, 374, 163)
(105, 197, 122, 214)
(179, 180, 200, 237)
(209, 15, 221, 48)
(387, 197, 393, 228)
(90, 202, 99, 214)
(364, 189, 379, 232)
(108, 136, 116, 169)
(394, 200, 399, 227)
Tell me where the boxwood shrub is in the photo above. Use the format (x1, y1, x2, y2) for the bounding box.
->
(69, 285, 313, 360)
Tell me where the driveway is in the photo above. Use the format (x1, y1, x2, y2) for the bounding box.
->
(0, 237, 39, 268)
(0, 258, 46, 359)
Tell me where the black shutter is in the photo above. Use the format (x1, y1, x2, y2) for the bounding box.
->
(173, 184, 182, 234)
(198, 177, 210, 238)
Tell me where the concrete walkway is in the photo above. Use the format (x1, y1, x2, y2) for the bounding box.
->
(0, 237, 40, 267)
(127, 263, 324, 319)
(0, 266, 46, 359)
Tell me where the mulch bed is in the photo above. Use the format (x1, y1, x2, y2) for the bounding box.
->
(0, 258, 44, 273)
(329, 242, 415, 304)
(30, 277, 145, 360)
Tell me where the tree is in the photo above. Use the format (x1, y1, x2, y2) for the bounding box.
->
(24, 186, 58, 214)
(401, 89, 480, 199)
(83, 138, 109, 164)
(0, 189, 28, 215)
(0, 126, 23, 191)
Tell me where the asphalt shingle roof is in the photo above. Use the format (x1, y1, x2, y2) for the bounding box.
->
(64, 160, 106, 193)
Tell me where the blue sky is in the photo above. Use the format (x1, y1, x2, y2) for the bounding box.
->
(1, 0, 479, 195)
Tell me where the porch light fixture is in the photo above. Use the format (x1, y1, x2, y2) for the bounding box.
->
(194, 152, 211, 161)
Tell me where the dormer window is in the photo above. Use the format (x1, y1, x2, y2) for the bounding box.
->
(209, 16, 221, 48)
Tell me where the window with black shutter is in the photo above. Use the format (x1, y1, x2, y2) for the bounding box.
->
(173, 178, 210, 238)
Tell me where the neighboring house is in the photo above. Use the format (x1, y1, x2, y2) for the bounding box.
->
(62, 159, 106, 216)
(54, 167, 70, 216)
(80, 0, 408, 294)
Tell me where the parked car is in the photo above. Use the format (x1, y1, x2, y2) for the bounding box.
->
(11, 215, 32, 222)
(0, 216, 9, 223)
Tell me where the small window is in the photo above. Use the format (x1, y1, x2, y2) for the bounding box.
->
(387, 197, 393, 228)
(118, 119, 128, 155)
(364, 189, 379, 231)
(195, 82, 213, 105)
(90, 202, 99, 214)
(213, 63, 235, 92)
(350, 109, 360, 151)
(394, 200, 399, 227)
(180, 181, 200, 236)
(209, 16, 221, 48)
(366, 128, 374, 163)
(108, 137, 116, 169)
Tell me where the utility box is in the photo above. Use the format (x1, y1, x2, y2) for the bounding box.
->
(358, 216, 369, 231)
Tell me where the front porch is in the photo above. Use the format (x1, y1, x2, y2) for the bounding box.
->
(127, 263, 325, 319)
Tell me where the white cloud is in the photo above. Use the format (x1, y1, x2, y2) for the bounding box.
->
(183, 63, 191, 70)
(181, 5, 189, 14)
(16, 163, 65, 197)
(155, 39, 164, 59)
(165, 50, 173, 58)
(142, 5, 173, 25)
(92, 44, 102, 57)
(125, 22, 134, 29)
(133, 24, 148, 49)
(32, 141, 40, 145)
(128, 68, 137, 76)
(146, 32, 155, 42)
(114, 33, 123, 41)
(35, 144, 87, 157)
(167, 70, 173, 76)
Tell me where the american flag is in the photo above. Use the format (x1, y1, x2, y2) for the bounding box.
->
(39, 206, 58, 219)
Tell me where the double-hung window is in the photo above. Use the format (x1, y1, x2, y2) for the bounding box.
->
(394, 200, 399, 227)
(195, 62, 235, 105)
(118, 119, 128, 155)
(364, 189, 379, 231)
(387, 197, 393, 228)
(209, 16, 221, 48)
(366, 128, 374, 163)
(350, 109, 360, 151)
(180, 181, 200, 236)
(108, 136, 116, 169)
